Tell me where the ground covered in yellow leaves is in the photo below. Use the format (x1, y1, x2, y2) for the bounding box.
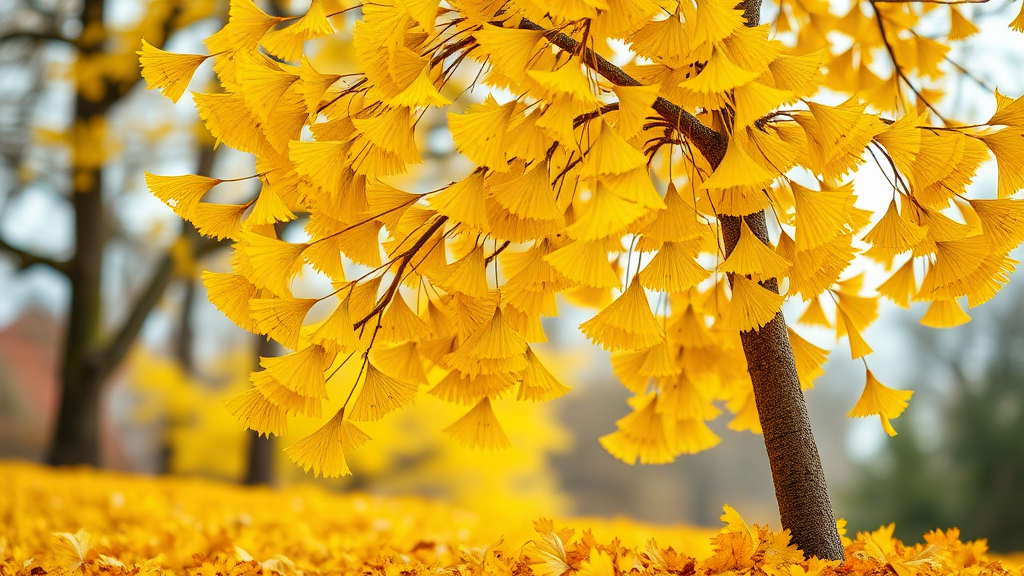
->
(0, 462, 1019, 576)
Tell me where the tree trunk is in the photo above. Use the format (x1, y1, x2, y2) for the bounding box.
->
(49, 162, 106, 466)
(721, 214, 844, 560)
(244, 335, 277, 485)
(49, 367, 103, 466)
(47, 0, 195, 467)
(48, 0, 108, 467)
(710, 0, 843, 559)
(244, 429, 275, 485)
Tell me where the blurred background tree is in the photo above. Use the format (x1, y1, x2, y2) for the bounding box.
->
(0, 0, 227, 466)
(845, 284, 1024, 552)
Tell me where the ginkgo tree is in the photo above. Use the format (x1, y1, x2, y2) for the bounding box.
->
(140, 0, 1024, 560)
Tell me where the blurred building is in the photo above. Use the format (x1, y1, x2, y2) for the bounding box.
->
(0, 310, 128, 466)
(0, 309, 60, 459)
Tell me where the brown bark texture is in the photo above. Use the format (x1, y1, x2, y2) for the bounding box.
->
(716, 0, 845, 561)
(721, 215, 845, 561)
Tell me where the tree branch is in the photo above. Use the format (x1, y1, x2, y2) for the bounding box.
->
(94, 235, 223, 381)
(516, 18, 727, 164)
(0, 30, 75, 46)
(0, 235, 71, 276)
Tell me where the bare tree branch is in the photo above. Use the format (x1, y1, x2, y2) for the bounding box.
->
(0, 235, 71, 275)
(516, 18, 728, 164)
(94, 235, 223, 382)
(0, 30, 74, 45)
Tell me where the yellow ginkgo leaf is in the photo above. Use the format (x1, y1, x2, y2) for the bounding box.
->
(544, 239, 620, 289)
(429, 370, 512, 405)
(443, 397, 511, 449)
(669, 305, 716, 348)
(581, 121, 648, 177)
(837, 308, 872, 359)
(637, 241, 710, 293)
(872, 112, 925, 177)
(567, 183, 648, 241)
(378, 294, 432, 343)
(732, 81, 794, 128)
(285, 409, 371, 478)
(448, 97, 516, 169)
(435, 245, 489, 297)
(877, 258, 917, 309)
(250, 297, 318, 349)
(768, 51, 823, 96)
(251, 370, 323, 418)
(389, 69, 450, 108)
(261, 0, 336, 61)
(528, 59, 599, 104)
(669, 418, 722, 455)
(203, 271, 258, 331)
(580, 279, 664, 351)
(691, 0, 746, 46)
(612, 84, 661, 139)
(987, 89, 1024, 127)
(246, 182, 297, 228)
(310, 295, 362, 353)
(234, 51, 300, 122)
(226, 0, 284, 49)
(657, 373, 720, 421)
(920, 298, 971, 329)
(720, 219, 791, 279)
(224, 386, 288, 436)
(847, 369, 912, 436)
(948, 7, 979, 40)
(519, 348, 571, 402)
(489, 161, 563, 222)
(237, 231, 308, 296)
(798, 296, 831, 327)
(930, 235, 990, 288)
(349, 362, 418, 422)
(969, 198, 1024, 252)
(258, 344, 334, 399)
(720, 275, 783, 333)
(788, 327, 828, 390)
(138, 40, 210, 103)
(678, 49, 759, 95)
(640, 183, 705, 243)
(352, 106, 421, 164)
(145, 172, 221, 219)
(791, 182, 853, 252)
(978, 129, 1024, 198)
(429, 171, 489, 230)
(475, 25, 548, 80)
(727, 393, 762, 434)
(862, 200, 928, 263)
(699, 138, 776, 190)
(189, 203, 249, 241)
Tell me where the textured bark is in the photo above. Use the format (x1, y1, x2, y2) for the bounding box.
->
(721, 215, 844, 561)
(49, 0, 108, 467)
(48, 2, 210, 464)
(50, 156, 105, 466)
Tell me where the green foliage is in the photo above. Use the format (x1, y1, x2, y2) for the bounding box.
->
(846, 291, 1024, 552)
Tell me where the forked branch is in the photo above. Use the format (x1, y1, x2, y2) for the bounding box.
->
(517, 18, 727, 164)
